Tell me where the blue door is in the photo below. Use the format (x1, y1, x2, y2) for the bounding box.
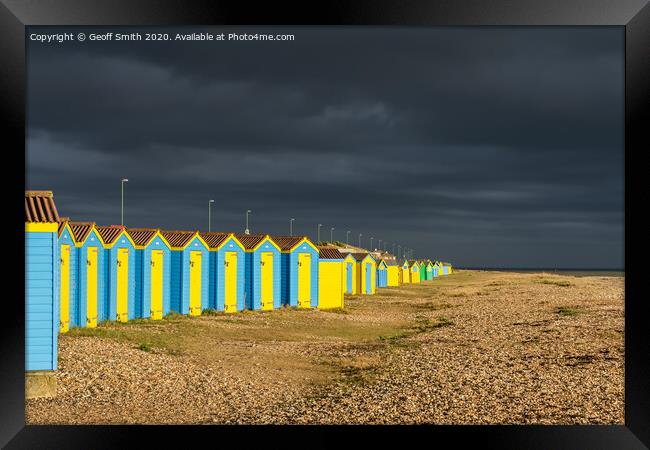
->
(347, 263, 353, 293)
(376, 269, 381, 288)
(365, 263, 371, 294)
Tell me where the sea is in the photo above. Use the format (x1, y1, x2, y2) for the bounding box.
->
(459, 268, 624, 277)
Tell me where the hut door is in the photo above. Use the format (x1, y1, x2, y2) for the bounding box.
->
(261, 252, 274, 310)
(150, 250, 164, 320)
(116, 248, 129, 322)
(189, 251, 202, 316)
(346, 263, 353, 294)
(365, 263, 372, 294)
(86, 247, 98, 328)
(224, 252, 238, 313)
(60, 245, 70, 332)
(298, 253, 311, 308)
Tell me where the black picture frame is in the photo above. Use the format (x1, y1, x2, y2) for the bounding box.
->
(1, 1, 647, 447)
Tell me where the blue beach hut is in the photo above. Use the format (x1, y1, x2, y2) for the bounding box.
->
(57, 217, 77, 332)
(271, 236, 319, 308)
(126, 228, 172, 320)
(235, 234, 281, 311)
(25, 190, 60, 372)
(199, 232, 246, 313)
(161, 230, 210, 316)
(375, 258, 388, 288)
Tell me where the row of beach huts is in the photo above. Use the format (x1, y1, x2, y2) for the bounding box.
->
(25, 190, 453, 374)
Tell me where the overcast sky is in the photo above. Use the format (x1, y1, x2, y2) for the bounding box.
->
(26, 26, 624, 268)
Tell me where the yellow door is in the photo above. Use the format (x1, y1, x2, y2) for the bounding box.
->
(116, 248, 129, 322)
(150, 250, 163, 320)
(261, 252, 274, 310)
(298, 253, 311, 308)
(86, 247, 98, 328)
(224, 252, 237, 313)
(189, 251, 202, 316)
(59, 245, 70, 332)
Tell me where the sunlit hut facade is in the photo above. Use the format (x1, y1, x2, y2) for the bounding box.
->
(317, 247, 345, 309)
(408, 260, 421, 283)
(95, 225, 137, 323)
(400, 259, 410, 284)
(57, 217, 77, 332)
(66, 221, 105, 327)
(235, 234, 280, 311)
(424, 260, 435, 279)
(126, 228, 172, 320)
(161, 231, 210, 316)
(419, 260, 428, 281)
(375, 258, 388, 288)
(200, 232, 246, 313)
(351, 252, 376, 295)
(433, 260, 442, 277)
(386, 259, 400, 286)
(272, 236, 319, 308)
(442, 262, 453, 275)
(25, 190, 60, 371)
(342, 252, 357, 295)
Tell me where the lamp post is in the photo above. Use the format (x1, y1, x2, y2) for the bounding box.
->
(318, 224, 322, 243)
(346, 230, 351, 245)
(370, 237, 374, 251)
(330, 227, 335, 243)
(208, 199, 215, 232)
(358, 233, 362, 248)
(245, 210, 251, 235)
(120, 178, 128, 226)
(290, 218, 295, 236)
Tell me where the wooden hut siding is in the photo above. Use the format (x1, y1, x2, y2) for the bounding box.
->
(342, 253, 357, 295)
(129, 233, 172, 320)
(280, 252, 290, 303)
(376, 260, 388, 288)
(386, 264, 400, 287)
(318, 260, 344, 309)
(134, 250, 144, 317)
(240, 238, 281, 311)
(202, 236, 245, 313)
(289, 244, 319, 308)
(25, 224, 59, 371)
(58, 226, 79, 330)
(170, 251, 183, 313)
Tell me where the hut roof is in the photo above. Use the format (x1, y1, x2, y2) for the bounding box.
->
(95, 225, 127, 245)
(234, 233, 268, 250)
(270, 235, 311, 252)
(66, 221, 96, 244)
(161, 230, 199, 248)
(350, 252, 370, 262)
(318, 247, 344, 260)
(198, 232, 232, 249)
(126, 228, 159, 247)
(408, 259, 419, 267)
(25, 190, 60, 223)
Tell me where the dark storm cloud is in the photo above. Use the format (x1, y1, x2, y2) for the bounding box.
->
(26, 27, 624, 268)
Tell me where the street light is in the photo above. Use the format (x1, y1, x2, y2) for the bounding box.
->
(290, 218, 295, 236)
(318, 224, 322, 243)
(120, 178, 128, 226)
(346, 230, 351, 245)
(245, 210, 252, 235)
(358, 233, 362, 248)
(330, 227, 335, 243)
(208, 199, 215, 232)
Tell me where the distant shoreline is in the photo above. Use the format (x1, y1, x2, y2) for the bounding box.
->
(458, 268, 624, 277)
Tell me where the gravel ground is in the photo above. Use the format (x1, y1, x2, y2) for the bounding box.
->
(26, 270, 624, 424)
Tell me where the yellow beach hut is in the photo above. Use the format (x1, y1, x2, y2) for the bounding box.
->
(317, 247, 345, 309)
(351, 252, 376, 295)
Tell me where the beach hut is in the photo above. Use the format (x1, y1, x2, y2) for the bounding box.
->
(400, 259, 410, 284)
(342, 253, 357, 294)
(25, 190, 60, 371)
(57, 218, 77, 332)
(425, 260, 435, 280)
(442, 262, 452, 275)
(408, 260, 421, 283)
(386, 260, 400, 286)
(95, 225, 137, 323)
(126, 228, 172, 320)
(161, 231, 210, 316)
(419, 260, 427, 281)
(200, 232, 246, 313)
(318, 247, 345, 309)
(351, 252, 376, 295)
(235, 234, 281, 311)
(376, 259, 388, 288)
(432, 261, 441, 277)
(271, 236, 319, 308)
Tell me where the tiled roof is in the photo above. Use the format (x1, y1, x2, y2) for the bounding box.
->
(96, 225, 126, 245)
(161, 230, 199, 248)
(68, 221, 96, 244)
(234, 234, 267, 250)
(408, 260, 419, 267)
(270, 235, 309, 251)
(318, 247, 344, 259)
(199, 232, 232, 249)
(25, 190, 60, 223)
(126, 228, 159, 246)
(350, 252, 369, 262)
(57, 217, 70, 237)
